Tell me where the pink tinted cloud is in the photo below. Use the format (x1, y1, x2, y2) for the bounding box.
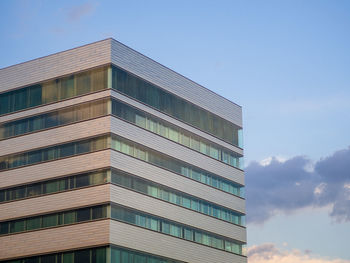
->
(248, 244, 350, 263)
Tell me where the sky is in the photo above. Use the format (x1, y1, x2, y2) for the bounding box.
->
(0, 0, 349, 262)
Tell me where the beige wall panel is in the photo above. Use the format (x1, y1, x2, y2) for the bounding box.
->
(111, 117, 244, 185)
(0, 184, 109, 221)
(111, 89, 243, 156)
(110, 220, 246, 263)
(110, 184, 246, 242)
(0, 116, 111, 156)
(0, 40, 111, 93)
(0, 150, 111, 189)
(110, 39, 242, 127)
(0, 90, 111, 123)
(0, 220, 109, 260)
(111, 151, 245, 214)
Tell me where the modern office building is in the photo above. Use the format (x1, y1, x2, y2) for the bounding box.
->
(0, 39, 246, 263)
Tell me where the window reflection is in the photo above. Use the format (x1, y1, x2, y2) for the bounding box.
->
(0, 66, 108, 116)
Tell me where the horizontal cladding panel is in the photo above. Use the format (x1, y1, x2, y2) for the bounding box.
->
(110, 185, 246, 242)
(0, 39, 111, 93)
(111, 90, 243, 156)
(110, 220, 246, 263)
(111, 117, 244, 186)
(0, 116, 111, 156)
(111, 151, 245, 214)
(0, 220, 109, 261)
(111, 39, 242, 127)
(0, 150, 111, 189)
(0, 184, 109, 221)
(0, 90, 111, 123)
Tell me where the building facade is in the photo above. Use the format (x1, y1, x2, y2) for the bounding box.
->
(0, 39, 246, 263)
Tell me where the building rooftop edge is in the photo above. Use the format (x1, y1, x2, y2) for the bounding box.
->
(0, 38, 241, 109)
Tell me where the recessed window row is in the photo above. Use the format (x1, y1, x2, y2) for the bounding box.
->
(0, 202, 246, 256)
(111, 135, 244, 197)
(0, 168, 244, 226)
(0, 204, 107, 236)
(0, 66, 109, 116)
(111, 99, 243, 169)
(111, 169, 245, 226)
(0, 169, 108, 203)
(1, 245, 185, 263)
(111, 65, 243, 147)
(111, 204, 246, 256)
(0, 134, 244, 198)
(0, 135, 108, 171)
(0, 99, 109, 140)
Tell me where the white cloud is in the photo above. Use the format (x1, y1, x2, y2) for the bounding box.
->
(248, 244, 350, 263)
(314, 183, 327, 195)
(260, 156, 287, 166)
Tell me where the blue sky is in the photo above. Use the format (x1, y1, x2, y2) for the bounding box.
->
(1, 0, 349, 262)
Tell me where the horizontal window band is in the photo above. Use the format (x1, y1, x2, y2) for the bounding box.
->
(0, 204, 108, 236)
(110, 203, 246, 256)
(0, 202, 246, 257)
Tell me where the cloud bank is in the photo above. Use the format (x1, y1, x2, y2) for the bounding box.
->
(248, 243, 350, 263)
(246, 147, 350, 224)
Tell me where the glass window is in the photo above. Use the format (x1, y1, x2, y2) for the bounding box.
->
(0, 190, 5, 202)
(184, 228, 193, 241)
(42, 214, 57, 228)
(27, 184, 42, 197)
(23, 257, 39, 263)
(92, 206, 106, 219)
(10, 220, 25, 233)
(76, 174, 90, 188)
(41, 254, 56, 263)
(59, 143, 75, 158)
(92, 247, 106, 263)
(76, 72, 91, 96)
(75, 249, 91, 263)
(76, 208, 90, 222)
(44, 181, 59, 194)
(61, 76, 75, 99)
(28, 150, 42, 164)
(64, 211, 76, 224)
(63, 252, 74, 263)
(0, 222, 9, 235)
(45, 112, 59, 128)
(76, 140, 91, 154)
(26, 217, 41, 230)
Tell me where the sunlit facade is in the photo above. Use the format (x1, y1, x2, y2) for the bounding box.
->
(0, 39, 246, 263)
